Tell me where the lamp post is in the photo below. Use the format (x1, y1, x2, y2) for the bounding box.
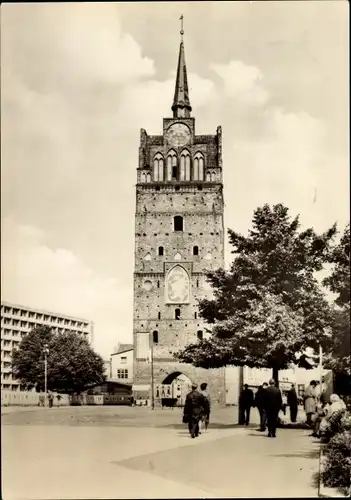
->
(43, 343, 49, 408)
(149, 331, 155, 410)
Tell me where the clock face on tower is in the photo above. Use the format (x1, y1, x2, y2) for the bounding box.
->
(165, 123, 191, 148)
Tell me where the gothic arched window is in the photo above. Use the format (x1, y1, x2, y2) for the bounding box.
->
(211, 171, 216, 182)
(166, 265, 190, 304)
(175, 308, 181, 320)
(153, 153, 164, 182)
(206, 172, 211, 182)
(197, 330, 203, 340)
(180, 150, 190, 181)
(194, 152, 204, 181)
(153, 330, 159, 343)
(146, 173, 151, 183)
(141, 172, 146, 183)
(167, 150, 177, 181)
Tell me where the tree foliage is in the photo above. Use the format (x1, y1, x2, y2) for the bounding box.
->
(12, 326, 106, 394)
(175, 204, 337, 379)
(323, 224, 350, 376)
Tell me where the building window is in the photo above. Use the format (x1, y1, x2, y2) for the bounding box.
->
(180, 150, 190, 181)
(193, 246, 199, 256)
(194, 312, 197, 319)
(193, 152, 204, 181)
(158, 312, 161, 320)
(153, 153, 164, 182)
(174, 216, 183, 232)
(167, 150, 177, 181)
(157, 281, 160, 288)
(120, 356, 127, 365)
(153, 330, 159, 344)
(158, 246, 164, 256)
(117, 369, 129, 379)
(175, 308, 181, 320)
(196, 279, 199, 288)
(146, 173, 151, 183)
(197, 330, 203, 340)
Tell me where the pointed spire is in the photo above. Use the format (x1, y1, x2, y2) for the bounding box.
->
(172, 17, 192, 118)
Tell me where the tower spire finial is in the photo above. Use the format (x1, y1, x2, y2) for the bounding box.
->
(180, 14, 184, 41)
(172, 16, 192, 118)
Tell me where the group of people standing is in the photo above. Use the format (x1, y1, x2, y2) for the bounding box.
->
(183, 383, 211, 438)
(240, 379, 288, 437)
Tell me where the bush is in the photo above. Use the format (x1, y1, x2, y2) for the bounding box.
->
(321, 412, 351, 495)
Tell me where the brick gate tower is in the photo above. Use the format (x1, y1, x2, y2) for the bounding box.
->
(132, 30, 226, 406)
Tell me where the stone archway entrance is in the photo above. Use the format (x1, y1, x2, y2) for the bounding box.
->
(162, 372, 192, 407)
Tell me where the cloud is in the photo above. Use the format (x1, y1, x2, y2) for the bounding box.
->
(210, 60, 269, 105)
(1, 218, 132, 359)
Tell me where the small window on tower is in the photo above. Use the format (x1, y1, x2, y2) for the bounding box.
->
(158, 312, 161, 320)
(197, 330, 203, 340)
(172, 166, 178, 180)
(174, 216, 183, 232)
(194, 312, 197, 319)
(175, 308, 181, 320)
(158, 246, 164, 256)
(193, 246, 199, 256)
(153, 331, 159, 344)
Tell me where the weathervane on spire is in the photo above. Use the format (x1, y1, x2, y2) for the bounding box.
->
(180, 15, 184, 41)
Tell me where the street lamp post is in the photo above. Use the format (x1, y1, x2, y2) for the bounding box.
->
(43, 343, 49, 408)
(149, 331, 155, 410)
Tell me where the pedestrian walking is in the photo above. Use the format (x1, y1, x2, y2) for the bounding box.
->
(183, 384, 207, 438)
(239, 384, 254, 425)
(287, 383, 298, 423)
(304, 380, 317, 426)
(263, 379, 282, 438)
(199, 382, 211, 433)
(254, 384, 267, 431)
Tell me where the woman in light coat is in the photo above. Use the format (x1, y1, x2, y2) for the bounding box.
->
(304, 380, 317, 426)
(319, 394, 346, 437)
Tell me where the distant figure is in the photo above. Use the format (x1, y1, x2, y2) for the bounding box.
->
(48, 392, 54, 408)
(183, 384, 207, 438)
(287, 384, 298, 423)
(56, 394, 62, 407)
(254, 384, 268, 432)
(199, 382, 211, 433)
(263, 379, 282, 438)
(38, 394, 45, 407)
(239, 384, 254, 425)
(304, 381, 317, 426)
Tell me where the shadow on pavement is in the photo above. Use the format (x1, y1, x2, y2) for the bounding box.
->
(271, 449, 320, 459)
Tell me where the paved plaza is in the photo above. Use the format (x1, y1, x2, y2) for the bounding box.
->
(2, 405, 320, 499)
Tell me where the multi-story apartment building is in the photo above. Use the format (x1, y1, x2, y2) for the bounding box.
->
(1, 301, 93, 391)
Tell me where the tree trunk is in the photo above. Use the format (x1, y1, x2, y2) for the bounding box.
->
(272, 366, 279, 388)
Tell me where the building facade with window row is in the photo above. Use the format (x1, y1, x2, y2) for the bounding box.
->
(110, 344, 133, 385)
(132, 35, 226, 406)
(1, 301, 93, 391)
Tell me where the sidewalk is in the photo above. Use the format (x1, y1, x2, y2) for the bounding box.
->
(2, 407, 321, 499)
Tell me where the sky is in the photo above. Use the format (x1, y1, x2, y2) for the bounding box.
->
(1, 1, 349, 360)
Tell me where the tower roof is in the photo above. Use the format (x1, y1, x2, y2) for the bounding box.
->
(172, 39, 192, 118)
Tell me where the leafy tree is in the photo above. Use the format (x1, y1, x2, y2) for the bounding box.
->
(175, 203, 337, 384)
(12, 326, 106, 394)
(323, 224, 350, 377)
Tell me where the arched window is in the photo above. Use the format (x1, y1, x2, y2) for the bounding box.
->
(167, 150, 177, 181)
(174, 252, 182, 260)
(158, 312, 161, 320)
(206, 172, 211, 182)
(174, 216, 183, 232)
(211, 171, 216, 182)
(141, 173, 146, 183)
(193, 246, 199, 256)
(175, 308, 181, 320)
(158, 246, 164, 256)
(153, 153, 164, 182)
(153, 330, 159, 343)
(180, 150, 190, 181)
(194, 312, 197, 319)
(166, 265, 190, 304)
(194, 152, 204, 181)
(197, 330, 203, 340)
(146, 173, 151, 183)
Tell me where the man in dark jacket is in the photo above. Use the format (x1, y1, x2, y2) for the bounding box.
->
(239, 384, 254, 425)
(263, 379, 282, 437)
(183, 384, 207, 438)
(254, 384, 268, 431)
(287, 383, 298, 423)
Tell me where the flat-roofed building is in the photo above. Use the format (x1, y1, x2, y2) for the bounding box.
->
(1, 301, 93, 391)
